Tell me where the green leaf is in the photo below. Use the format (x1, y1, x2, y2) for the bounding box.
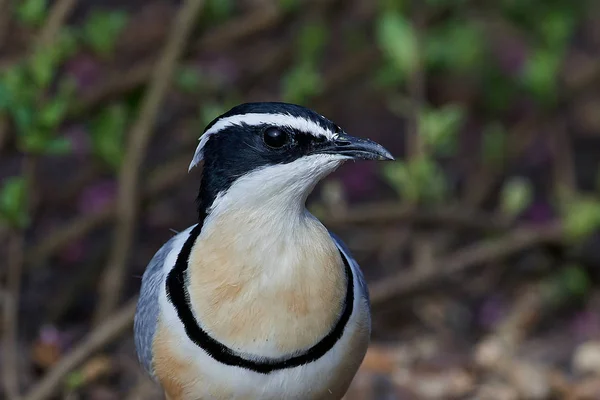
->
(562, 196, 600, 241)
(19, 131, 48, 153)
(65, 371, 85, 390)
(376, 12, 418, 78)
(373, 63, 407, 89)
(29, 47, 58, 88)
(297, 22, 327, 65)
(13, 106, 36, 133)
(538, 8, 576, 49)
(44, 137, 72, 155)
(382, 157, 448, 204)
(562, 265, 591, 298)
(83, 10, 128, 56)
(521, 47, 562, 107)
(411, 157, 448, 204)
(89, 104, 128, 170)
(385, 94, 412, 117)
(281, 63, 323, 104)
(382, 161, 419, 202)
(0, 176, 29, 229)
(378, 0, 407, 13)
(425, 21, 486, 72)
(39, 96, 69, 128)
(14, 0, 47, 27)
(425, 0, 467, 6)
(419, 104, 465, 156)
(1, 65, 31, 109)
(0, 83, 8, 111)
(279, 0, 300, 12)
(199, 102, 229, 128)
(482, 122, 507, 167)
(55, 27, 80, 60)
(205, 0, 234, 22)
(500, 176, 533, 218)
(175, 67, 202, 94)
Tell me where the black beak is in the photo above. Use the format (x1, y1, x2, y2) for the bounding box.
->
(316, 134, 394, 161)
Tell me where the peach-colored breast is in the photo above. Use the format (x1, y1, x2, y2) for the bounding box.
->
(186, 212, 347, 356)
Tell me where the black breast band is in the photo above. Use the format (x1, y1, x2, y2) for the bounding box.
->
(165, 223, 355, 374)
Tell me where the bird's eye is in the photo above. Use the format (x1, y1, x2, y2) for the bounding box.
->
(263, 127, 289, 148)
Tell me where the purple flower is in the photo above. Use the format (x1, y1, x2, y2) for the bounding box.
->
(78, 180, 117, 214)
(64, 54, 102, 91)
(523, 201, 555, 224)
(337, 163, 378, 201)
(63, 124, 91, 158)
(478, 295, 506, 329)
(491, 31, 529, 77)
(570, 311, 600, 341)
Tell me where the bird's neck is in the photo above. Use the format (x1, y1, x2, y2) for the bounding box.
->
(185, 163, 347, 357)
(196, 155, 344, 223)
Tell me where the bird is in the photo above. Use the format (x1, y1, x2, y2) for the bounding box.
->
(134, 102, 394, 400)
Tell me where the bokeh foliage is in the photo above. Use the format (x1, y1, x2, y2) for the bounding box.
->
(1, 0, 599, 316)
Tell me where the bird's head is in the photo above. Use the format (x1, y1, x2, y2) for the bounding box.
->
(190, 102, 394, 220)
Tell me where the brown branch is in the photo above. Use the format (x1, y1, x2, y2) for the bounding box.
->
(93, 0, 205, 324)
(28, 207, 112, 267)
(369, 222, 564, 306)
(3, 232, 25, 400)
(35, 0, 78, 48)
(0, 0, 10, 49)
(313, 48, 380, 112)
(22, 298, 137, 400)
(463, 117, 539, 208)
(0, 118, 8, 153)
(69, 6, 288, 117)
(406, 6, 426, 161)
(550, 118, 576, 198)
(26, 153, 190, 267)
(193, 3, 282, 52)
(321, 202, 511, 232)
(2, 156, 36, 400)
(69, 0, 340, 117)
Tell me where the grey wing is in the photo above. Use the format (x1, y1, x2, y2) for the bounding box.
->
(329, 231, 370, 306)
(133, 235, 175, 378)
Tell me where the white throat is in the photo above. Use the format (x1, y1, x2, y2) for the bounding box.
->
(207, 154, 345, 223)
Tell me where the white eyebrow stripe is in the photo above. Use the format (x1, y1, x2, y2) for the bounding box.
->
(189, 113, 338, 171)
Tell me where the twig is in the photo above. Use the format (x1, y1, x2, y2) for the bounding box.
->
(550, 118, 576, 198)
(369, 222, 564, 306)
(0, 0, 11, 153)
(322, 202, 511, 232)
(0, 118, 8, 153)
(313, 48, 380, 112)
(193, 3, 281, 52)
(93, 0, 205, 324)
(34, 0, 78, 48)
(23, 127, 193, 267)
(0, 0, 10, 49)
(2, 156, 36, 400)
(68, 6, 288, 117)
(28, 208, 112, 267)
(2, 232, 25, 400)
(463, 117, 539, 208)
(406, 4, 426, 161)
(22, 298, 137, 400)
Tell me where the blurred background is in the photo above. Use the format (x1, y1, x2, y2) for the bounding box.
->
(1, 0, 600, 398)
